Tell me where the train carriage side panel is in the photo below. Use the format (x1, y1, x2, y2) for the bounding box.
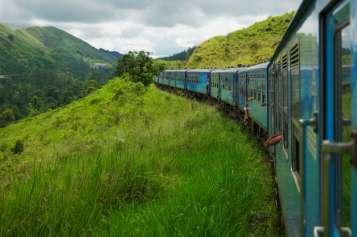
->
(246, 63, 269, 130)
(220, 69, 238, 106)
(238, 69, 248, 110)
(186, 70, 210, 95)
(210, 71, 221, 100)
(174, 70, 187, 90)
(266, 0, 331, 236)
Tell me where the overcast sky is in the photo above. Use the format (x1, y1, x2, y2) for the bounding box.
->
(0, 0, 301, 57)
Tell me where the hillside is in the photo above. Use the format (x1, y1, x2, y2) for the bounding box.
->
(0, 24, 120, 76)
(160, 47, 196, 61)
(0, 78, 280, 236)
(25, 26, 119, 72)
(185, 12, 294, 68)
(0, 23, 121, 126)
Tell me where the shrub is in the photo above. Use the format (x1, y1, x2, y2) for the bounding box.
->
(12, 140, 24, 154)
(116, 51, 163, 86)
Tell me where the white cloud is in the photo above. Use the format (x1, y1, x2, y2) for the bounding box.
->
(0, 0, 301, 57)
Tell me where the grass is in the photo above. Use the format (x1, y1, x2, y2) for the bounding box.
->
(0, 77, 280, 236)
(183, 12, 294, 68)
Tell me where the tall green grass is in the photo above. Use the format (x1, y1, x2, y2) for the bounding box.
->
(186, 12, 294, 68)
(0, 77, 281, 236)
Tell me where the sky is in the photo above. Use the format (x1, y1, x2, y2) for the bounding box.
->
(0, 0, 301, 58)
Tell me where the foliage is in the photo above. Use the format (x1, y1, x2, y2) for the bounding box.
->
(186, 12, 295, 68)
(117, 51, 163, 86)
(11, 140, 24, 154)
(0, 23, 120, 127)
(0, 78, 280, 236)
(154, 59, 186, 70)
(159, 46, 196, 61)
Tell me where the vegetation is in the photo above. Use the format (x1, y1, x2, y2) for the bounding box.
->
(156, 12, 294, 69)
(160, 47, 196, 61)
(154, 59, 186, 70)
(0, 77, 280, 236)
(186, 12, 294, 68)
(0, 24, 121, 127)
(117, 51, 164, 86)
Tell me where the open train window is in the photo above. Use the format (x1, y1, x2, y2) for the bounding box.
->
(282, 55, 289, 149)
(262, 79, 264, 103)
(276, 61, 282, 134)
(292, 136, 301, 175)
(289, 43, 300, 176)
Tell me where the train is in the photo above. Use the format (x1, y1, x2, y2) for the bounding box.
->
(154, 0, 357, 236)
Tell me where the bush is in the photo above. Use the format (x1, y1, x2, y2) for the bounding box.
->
(12, 140, 24, 154)
(116, 51, 163, 86)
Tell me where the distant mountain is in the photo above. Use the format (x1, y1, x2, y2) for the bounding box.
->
(186, 12, 294, 68)
(99, 48, 122, 59)
(0, 24, 121, 77)
(0, 23, 122, 126)
(160, 47, 196, 61)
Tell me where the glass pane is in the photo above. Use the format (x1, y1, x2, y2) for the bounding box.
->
(338, 24, 352, 227)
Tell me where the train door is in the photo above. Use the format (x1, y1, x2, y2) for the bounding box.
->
(320, 1, 355, 236)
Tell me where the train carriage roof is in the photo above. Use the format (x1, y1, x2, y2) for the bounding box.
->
(186, 69, 211, 73)
(245, 62, 269, 71)
(164, 69, 187, 73)
(211, 68, 242, 73)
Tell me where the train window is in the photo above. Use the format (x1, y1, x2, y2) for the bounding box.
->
(336, 23, 352, 228)
(275, 61, 281, 134)
(282, 55, 289, 149)
(253, 78, 256, 100)
(262, 77, 265, 103)
(290, 44, 300, 175)
(292, 137, 300, 174)
(260, 79, 263, 104)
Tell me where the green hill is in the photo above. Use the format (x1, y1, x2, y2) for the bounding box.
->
(159, 47, 196, 61)
(0, 77, 280, 236)
(185, 12, 294, 68)
(0, 23, 121, 126)
(25, 26, 119, 76)
(0, 24, 52, 74)
(0, 24, 120, 76)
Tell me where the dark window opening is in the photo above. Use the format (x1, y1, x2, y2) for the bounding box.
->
(292, 136, 301, 176)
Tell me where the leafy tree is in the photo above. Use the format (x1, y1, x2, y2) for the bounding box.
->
(8, 34, 15, 42)
(84, 80, 99, 94)
(0, 107, 17, 127)
(117, 51, 163, 86)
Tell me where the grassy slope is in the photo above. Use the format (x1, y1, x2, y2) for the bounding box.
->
(0, 24, 53, 74)
(186, 12, 294, 68)
(0, 78, 280, 236)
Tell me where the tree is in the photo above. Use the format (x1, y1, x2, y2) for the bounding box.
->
(0, 107, 17, 127)
(117, 51, 162, 86)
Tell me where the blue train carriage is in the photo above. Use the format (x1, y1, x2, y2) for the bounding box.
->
(267, 0, 356, 236)
(245, 63, 269, 130)
(186, 69, 211, 95)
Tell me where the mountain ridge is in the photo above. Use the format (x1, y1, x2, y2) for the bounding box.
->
(0, 23, 122, 126)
